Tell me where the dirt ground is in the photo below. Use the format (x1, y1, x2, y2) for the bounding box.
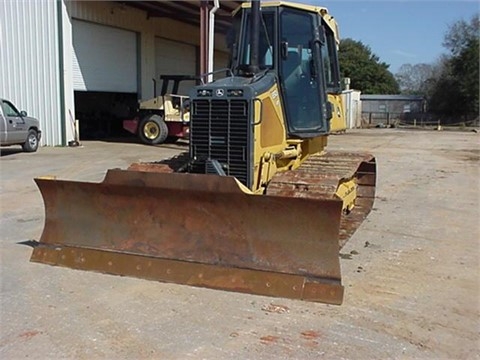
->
(1, 129, 479, 359)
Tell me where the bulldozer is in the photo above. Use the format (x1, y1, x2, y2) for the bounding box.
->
(30, 1, 376, 305)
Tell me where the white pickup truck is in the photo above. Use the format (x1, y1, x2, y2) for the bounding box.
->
(0, 98, 41, 152)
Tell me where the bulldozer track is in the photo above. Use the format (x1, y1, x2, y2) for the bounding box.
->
(267, 151, 377, 248)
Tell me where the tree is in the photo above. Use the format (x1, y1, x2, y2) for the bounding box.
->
(428, 14, 479, 120)
(443, 15, 480, 57)
(395, 63, 435, 95)
(338, 38, 400, 94)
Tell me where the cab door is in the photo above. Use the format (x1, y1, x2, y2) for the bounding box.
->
(279, 8, 329, 137)
(1, 100, 28, 143)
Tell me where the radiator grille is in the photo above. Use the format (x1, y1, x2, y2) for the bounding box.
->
(190, 99, 251, 188)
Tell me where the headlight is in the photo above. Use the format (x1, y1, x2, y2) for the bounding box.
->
(227, 89, 243, 97)
(197, 89, 212, 97)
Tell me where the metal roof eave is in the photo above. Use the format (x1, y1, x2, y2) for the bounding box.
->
(118, 0, 244, 33)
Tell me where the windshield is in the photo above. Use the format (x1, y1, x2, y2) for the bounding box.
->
(279, 7, 326, 133)
(238, 11, 275, 71)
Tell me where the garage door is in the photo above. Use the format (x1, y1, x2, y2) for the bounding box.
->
(155, 38, 196, 95)
(72, 20, 137, 93)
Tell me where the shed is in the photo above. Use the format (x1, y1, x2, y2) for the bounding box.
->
(361, 94, 426, 127)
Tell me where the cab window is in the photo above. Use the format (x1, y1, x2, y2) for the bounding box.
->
(2, 101, 20, 117)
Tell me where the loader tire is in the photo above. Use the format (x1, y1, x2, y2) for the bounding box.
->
(138, 115, 169, 145)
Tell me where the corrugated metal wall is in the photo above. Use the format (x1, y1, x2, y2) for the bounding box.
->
(67, 1, 198, 101)
(0, 0, 62, 146)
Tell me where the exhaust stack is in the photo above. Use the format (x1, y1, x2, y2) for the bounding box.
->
(249, 0, 260, 74)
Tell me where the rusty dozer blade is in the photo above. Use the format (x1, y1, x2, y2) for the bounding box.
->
(31, 169, 345, 304)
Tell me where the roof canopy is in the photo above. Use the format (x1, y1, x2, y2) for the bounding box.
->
(119, 1, 244, 34)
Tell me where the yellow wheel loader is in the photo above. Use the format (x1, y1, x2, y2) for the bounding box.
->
(123, 75, 197, 145)
(31, 1, 376, 305)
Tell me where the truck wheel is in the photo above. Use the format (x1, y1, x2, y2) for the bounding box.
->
(22, 129, 39, 152)
(138, 115, 169, 145)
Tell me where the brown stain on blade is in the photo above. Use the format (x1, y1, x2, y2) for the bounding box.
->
(34, 172, 343, 280)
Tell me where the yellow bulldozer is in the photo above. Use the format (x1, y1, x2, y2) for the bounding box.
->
(31, 1, 376, 305)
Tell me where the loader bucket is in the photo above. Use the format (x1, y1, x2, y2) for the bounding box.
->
(31, 170, 344, 304)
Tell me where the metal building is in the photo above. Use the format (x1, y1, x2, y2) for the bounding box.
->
(0, 0, 241, 146)
(361, 94, 426, 127)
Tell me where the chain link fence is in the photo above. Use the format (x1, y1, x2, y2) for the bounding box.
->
(361, 111, 480, 128)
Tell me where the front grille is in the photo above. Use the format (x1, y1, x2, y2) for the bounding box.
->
(190, 99, 251, 188)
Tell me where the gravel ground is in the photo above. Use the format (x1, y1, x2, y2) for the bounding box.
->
(1, 129, 479, 359)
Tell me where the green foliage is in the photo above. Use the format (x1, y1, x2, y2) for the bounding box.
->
(338, 39, 400, 94)
(424, 14, 479, 120)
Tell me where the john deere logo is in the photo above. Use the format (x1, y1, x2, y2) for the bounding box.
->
(216, 89, 224, 97)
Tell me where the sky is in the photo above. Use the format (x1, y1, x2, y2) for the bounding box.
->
(291, 0, 479, 74)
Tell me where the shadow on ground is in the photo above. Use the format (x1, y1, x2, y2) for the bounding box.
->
(0, 147, 24, 157)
